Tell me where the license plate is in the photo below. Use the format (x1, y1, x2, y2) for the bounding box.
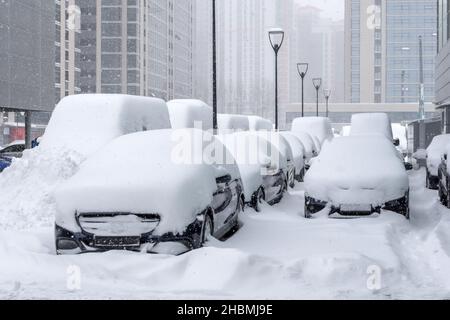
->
(94, 236, 141, 248)
(340, 204, 372, 212)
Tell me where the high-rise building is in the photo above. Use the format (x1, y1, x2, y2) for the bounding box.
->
(344, 0, 437, 104)
(0, 1, 55, 145)
(55, 0, 81, 104)
(0, 1, 55, 111)
(436, 0, 450, 106)
(77, 0, 194, 101)
(193, 0, 213, 106)
(216, 0, 271, 117)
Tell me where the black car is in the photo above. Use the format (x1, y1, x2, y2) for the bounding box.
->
(54, 129, 245, 255)
(438, 154, 450, 207)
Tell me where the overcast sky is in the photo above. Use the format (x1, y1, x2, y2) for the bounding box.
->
(296, 0, 344, 21)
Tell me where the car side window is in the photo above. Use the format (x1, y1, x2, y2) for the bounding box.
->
(212, 186, 232, 214)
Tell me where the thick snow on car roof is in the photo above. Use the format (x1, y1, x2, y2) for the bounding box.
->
(218, 114, 250, 132)
(291, 117, 333, 143)
(350, 113, 393, 141)
(247, 116, 273, 131)
(305, 136, 409, 205)
(167, 99, 213, 131)
(55, 129, 239, 236)
(41, 94, 171, 157)
(427, 134, 450, 176)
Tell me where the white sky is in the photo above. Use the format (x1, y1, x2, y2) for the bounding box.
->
(296, 0, 345, 21)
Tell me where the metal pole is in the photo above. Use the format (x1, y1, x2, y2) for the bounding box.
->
(401, 70, 405, 103)
(418, 35, 425, 119)
(301, 77, 304, 117)
(212, 0, 218, 130)
(24, 111, 32, 149)
(316, 88, 319, 117)
(326, 96, 329, 118)
(275, 52, 278, 130)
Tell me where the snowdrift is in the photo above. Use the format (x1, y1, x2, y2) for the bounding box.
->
(0, 94, 171, 230)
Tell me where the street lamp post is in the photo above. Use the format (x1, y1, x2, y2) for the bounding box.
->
(323, 89, 331, 118)
(312, 78, 322, 117)
(212, 0, 218, 130)
(268, 28, 285, 130)
(297, 63, 309, 118)
(418, 35, 425, 119)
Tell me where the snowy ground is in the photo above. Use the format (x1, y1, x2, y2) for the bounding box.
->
(1, 168, 450, 300)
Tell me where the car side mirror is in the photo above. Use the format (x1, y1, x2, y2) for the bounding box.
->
(216, 174, 232, 185)
(404, 162, 413, 171)
(393, 138, 400, 147)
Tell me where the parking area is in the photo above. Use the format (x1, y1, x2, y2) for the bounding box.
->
(1, 168, 449, 299)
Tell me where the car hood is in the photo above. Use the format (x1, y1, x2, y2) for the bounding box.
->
(304, 136, 409, 205)
(55, 130, 222, 236)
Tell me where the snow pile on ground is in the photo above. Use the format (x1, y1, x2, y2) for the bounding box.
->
(167, 99, 213, 131)
(291, 117, 333, 144)
(1, 169, 450, 299)
(0, 94, 171, 231)
(427, 134, 450, 175)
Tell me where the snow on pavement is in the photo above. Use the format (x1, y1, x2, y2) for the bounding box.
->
(1, 169, 450, 299)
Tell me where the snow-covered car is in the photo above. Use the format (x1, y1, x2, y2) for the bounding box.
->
(167, 99, 213, 130)
(247, 116, 273, 131)
(291, 117, 334, 145)
(218, 132, 288, 211)
(54, 129, 244, 255)
(426, 135, 450, 190)
(0, 140, 25, 173)
(218, 114, 250, 133)
(304, 136, 410, 219)
(289, 131, 318, 162)
(254, 131, 295, 188)
(0, 140, 25, 158)
(279, 132, 306, 182)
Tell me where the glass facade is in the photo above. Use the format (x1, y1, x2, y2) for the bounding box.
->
(385, 0, 437, 103)
(350, 0, 361, 103)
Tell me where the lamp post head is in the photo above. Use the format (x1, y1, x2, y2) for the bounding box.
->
(268, 28, 285, 53)
(323, 89, 331, 99)
(297, 63, 309, 78)
(312, 78, 322, 90)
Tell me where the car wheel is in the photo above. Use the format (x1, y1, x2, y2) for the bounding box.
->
(252, 188, 265, 212)
(397, 191, 410, 220)
(304, 202, 312, 219)
(201, 213, 214, 245)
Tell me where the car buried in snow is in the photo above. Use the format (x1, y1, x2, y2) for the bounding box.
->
(304, 136, 410, 219)
(54, 129, 244, 255)
(427, 134, 450, 190)
(217, 132, 288, 212)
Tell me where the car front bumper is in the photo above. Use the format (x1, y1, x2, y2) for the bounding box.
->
(305, 195, 405, 217)
(55, 218, 203, 256)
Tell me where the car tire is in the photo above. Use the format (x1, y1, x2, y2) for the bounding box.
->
(252, 188, 265, 212)
(201, 213, 214, 246)
(398, 191, 410, 220)
(304, 202, 312, 219)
